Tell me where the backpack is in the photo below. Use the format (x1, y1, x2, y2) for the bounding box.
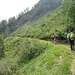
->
(70, 32, 74, 39)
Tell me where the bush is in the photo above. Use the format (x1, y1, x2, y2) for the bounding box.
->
(5, 38, 48, 64)
(17, 39, 48, 64)
(56, 31, 67, 40)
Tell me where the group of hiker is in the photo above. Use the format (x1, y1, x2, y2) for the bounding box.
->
(51, 30, 75, 50)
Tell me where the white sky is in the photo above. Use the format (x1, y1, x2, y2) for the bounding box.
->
(0, 0, 39, 21)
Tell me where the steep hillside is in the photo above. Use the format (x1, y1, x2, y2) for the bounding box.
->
(20, 43, 72, 75)
(10, 0, 75, 40)
(0, 37, 73, 75)
(0, 38, 48, 74)
(10, 6, 67, 40)
(27, 0, 62, 20)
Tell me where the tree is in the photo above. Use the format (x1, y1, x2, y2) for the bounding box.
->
(1, 19, 7, 27)
(8, 17, 17, 31)
(4, 26, 10, 37)
(0, 36, 4, 59)
(24, 7, 29, 13)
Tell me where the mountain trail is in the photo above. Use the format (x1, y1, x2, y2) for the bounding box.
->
(71, 51, 75, 75)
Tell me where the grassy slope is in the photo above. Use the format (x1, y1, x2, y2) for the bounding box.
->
(20, 41, 72, 75)
(9, 5, 70, 39)
(70, 51, 75, 75)
(0, 37, 73, 75)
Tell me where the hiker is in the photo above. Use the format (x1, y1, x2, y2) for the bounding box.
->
(54, 34, 57, 44)
(69, 31, 75, 50)
(51, 33, 57, 44)
(67, 31, 70, 43)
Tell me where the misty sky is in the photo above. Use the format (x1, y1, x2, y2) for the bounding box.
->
(0, 0, 39, 21)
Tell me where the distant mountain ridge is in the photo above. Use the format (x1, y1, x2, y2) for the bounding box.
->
(26, 0, 62, 20)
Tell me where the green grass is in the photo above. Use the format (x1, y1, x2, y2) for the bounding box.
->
(0, 37, 74, 75)
(4, 37, 73, 74)
(19, 42, 72, 75)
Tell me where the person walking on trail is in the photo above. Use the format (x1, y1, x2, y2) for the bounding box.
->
(67, 31, 70, 43)
(51, 33, 57, 44)
(54, 34, 57, 44)
(68, 31, 75, 50)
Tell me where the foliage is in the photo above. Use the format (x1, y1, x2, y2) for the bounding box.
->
(62, 0, 75, 31)
(8, 0, 75, 40)
(0, 35, 4, 59)
(5, 37, 48, 64)
(0, 38, 72, 75)
(20, 42, 72, 75)
(0, 38, 48, 74)
(10, 6, 67, 40)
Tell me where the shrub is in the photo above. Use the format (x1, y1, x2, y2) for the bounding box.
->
(5, 38, 48, 64)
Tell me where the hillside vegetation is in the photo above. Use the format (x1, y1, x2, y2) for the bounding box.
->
(10, 8, 66, 40)
(9, 0, 73, 40)
(0, 37, 73, 75)
(8, 0, 74, 41)
(0, 0, 75, 75)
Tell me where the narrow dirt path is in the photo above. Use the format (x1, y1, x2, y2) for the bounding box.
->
(71, 59, 75, 75)
(71, 51, 75, 75)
